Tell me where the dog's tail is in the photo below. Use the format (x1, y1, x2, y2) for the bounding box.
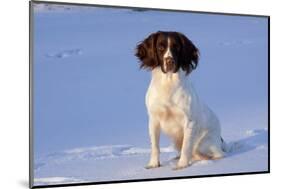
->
(221, 137, 241, 153)
(221, 137, 229, 152)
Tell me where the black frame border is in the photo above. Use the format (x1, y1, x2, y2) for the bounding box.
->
(29, 0, 270, 188)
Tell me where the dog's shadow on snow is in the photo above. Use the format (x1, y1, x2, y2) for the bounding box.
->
(225, 129, 268, 158)
(149, 129, 268, 167)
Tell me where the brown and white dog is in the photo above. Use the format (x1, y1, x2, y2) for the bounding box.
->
(135, 31, 226, 170)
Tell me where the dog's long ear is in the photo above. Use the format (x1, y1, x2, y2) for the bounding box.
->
(135, 32, 159, 70)
(176, 32, 199, 74)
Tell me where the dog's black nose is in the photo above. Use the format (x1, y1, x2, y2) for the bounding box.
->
(165, 57, 175, 65)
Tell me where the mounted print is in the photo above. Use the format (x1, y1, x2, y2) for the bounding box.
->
(29, 0, 270, 188)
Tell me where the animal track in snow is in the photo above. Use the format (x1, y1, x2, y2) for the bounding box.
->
(35, 145, 176, 170)
(219, 40, 253, 46)
(245, 129, 260, 137)
(46, 48, 82, 59)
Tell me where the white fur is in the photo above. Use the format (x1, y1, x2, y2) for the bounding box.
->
(163, 38, 172, 71)
(145, 67, 224, 170)
(164, 38, 172, 58)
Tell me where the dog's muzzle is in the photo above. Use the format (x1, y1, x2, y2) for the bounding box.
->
(163, 57, 176, 73)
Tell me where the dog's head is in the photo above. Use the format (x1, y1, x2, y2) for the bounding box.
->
(135, 31, 199, 74)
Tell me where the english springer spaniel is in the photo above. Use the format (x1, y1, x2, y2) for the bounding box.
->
(135, 31, 226, 170)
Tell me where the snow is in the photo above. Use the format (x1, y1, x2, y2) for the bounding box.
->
(32, 3, 268, 187)
(34, 177, 84, 185)
(46, 48, 83, 58)
(33, 128, 267, 185)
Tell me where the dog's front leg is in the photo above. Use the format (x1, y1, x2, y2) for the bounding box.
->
(146, 118, 160, 169)
(175, 120, 195, 170)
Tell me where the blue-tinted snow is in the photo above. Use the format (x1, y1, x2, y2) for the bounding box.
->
(32, 4, 268, 185)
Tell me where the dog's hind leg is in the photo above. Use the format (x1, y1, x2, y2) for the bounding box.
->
(209, 145, 224, 160)
(198, 137, 224, 160)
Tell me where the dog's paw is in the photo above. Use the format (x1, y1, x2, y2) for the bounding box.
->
(172, 164, 189, 170)
(173, 158, 190, 170)
(145, 161, 160, 169)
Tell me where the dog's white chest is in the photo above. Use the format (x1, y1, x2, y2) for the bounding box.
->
(156, 104, 186, 136)
(146, 69, 190, 108)
(146, 69, 191, 136)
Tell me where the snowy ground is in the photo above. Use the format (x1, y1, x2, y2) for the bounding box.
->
(34, 130, 268, 185)
(32, 3, 269, 186)
(34, 119, 268, 185)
